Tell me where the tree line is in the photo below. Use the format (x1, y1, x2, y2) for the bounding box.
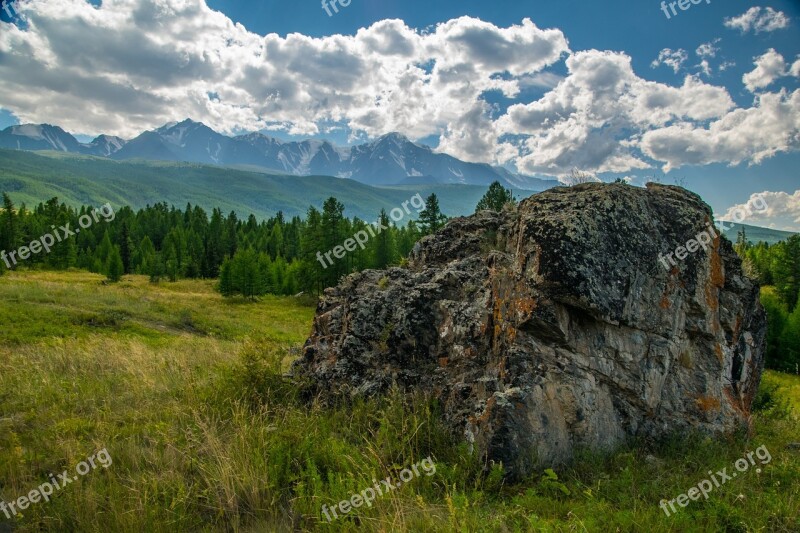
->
(1, 182, 797, 372)
(0, 192, 449, 296)
(735, 229, 800, 373)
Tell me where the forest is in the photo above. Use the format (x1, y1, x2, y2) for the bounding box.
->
(0, 192, 447, 296)
(1, 184, 797, 373)
(735, 230, 800, 372)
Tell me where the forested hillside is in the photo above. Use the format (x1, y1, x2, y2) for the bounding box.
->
(736, 231, 800, 372)
(0, 193, 446, 297)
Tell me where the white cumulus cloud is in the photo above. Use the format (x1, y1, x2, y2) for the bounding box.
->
(724, 7, 790, 34)
(743, 49, 793, 92)
(0, 0, 798, 183)
(651, 48, 688, 73)
(640, 89, 800, 171)
(722, 190, 800, 231)
(0, 0, 570, 147)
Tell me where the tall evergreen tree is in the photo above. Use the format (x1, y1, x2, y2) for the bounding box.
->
(300, 206, 324, 294)
(1, 193, 19, 261)
(419, 193, 447, 235)
(218, 257, 234, 296)
(106, 246, 124, 283)
(772, 235, 800, 311)
(476, 181, 516, 212)
(779, 303, 800, 373)
(120, 222, 133, 274)
(96, 230, 114, 274)
(373, 209, 396, 269)
(321, 197, 346, 287)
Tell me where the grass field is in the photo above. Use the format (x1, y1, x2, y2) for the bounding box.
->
(0, 271, 798, 532)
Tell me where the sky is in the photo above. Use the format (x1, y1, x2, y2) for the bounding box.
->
(0, 0, 799, 229)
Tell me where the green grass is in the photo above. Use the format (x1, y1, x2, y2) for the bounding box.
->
(0, 271, 798, 532)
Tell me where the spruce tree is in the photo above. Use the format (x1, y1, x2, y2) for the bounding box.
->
(419, 193, 447, 235)
(120, 222, 133, 274)
(218, 257, 234, 297)
(373, 209, 395, 269)
(106, 247, 124, 283)
(476, 181, 516, 212)
(1, 193, 19, 267)
(321, 197, 345, 287)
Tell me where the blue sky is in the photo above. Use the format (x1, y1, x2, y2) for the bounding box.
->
(0, 0, 799, 228)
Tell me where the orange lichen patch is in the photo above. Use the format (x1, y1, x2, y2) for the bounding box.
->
(438, 357, 449, 367)
(709, 236, 725, 287)
(498, 357, 508, 380)
(513, 296, 538, 317)
(476, 396, 497, 424)
(660, 295, 671, 309)
(723, 386, 746, 416)
(714, 344, 724, 364)
(488, 273, 527, 350)
(506, 327, 518, 344)
(704, 235, 726, 317)
(695, 395, 721, 412)
(705, 283, 718, 314)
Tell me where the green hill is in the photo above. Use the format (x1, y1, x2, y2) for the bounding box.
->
(717, 221, 796, 245)
(0, 149, 796, 246)
(0, 149, 492, 220)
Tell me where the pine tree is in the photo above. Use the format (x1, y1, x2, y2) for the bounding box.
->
(419, 193, 447, 235)
(373, 209, 395, 269)
(120, 222, 133, 274)
(148, 252, 165, 283)
(96, 230, 114, 274)
(204, 208, 226, 278)
(779, 303, 800, 373)
(735, 227, 749, 256)
(772, 235, 800, 311)
(164, 243, 179, 282)
(218, 257, 234, 296)
(106, 246, 124, 283)
(226, 210, 239, 257)
(760, 288, 788, 369)
(476, 181, 516, 212)
(217, 248, 266, 300)
(1, 193, 19, 269)
(321, 198, 346, 288)
(299, 206, 324, 294)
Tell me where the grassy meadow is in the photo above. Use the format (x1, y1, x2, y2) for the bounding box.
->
(0, 271, 798, 532)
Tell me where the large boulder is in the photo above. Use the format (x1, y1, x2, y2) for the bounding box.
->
(292, 183, 766, 479)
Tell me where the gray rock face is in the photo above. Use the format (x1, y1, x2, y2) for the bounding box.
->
(292, 183, 766, 479)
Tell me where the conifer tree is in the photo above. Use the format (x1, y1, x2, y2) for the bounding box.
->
(419, 193, 447, 235)
(106, 246, 124, 283)
(475, 181, 516, 212)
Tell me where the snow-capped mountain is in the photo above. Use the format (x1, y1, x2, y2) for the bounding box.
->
(84, 135, 127, 157)
(0, 124, 85, 153)
(0, 120, 558, 190)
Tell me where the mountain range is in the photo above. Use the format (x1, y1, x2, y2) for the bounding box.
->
(0, 148, 506, 220)
(0, 148, 794, 245)
(0, 120, 558, 190)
